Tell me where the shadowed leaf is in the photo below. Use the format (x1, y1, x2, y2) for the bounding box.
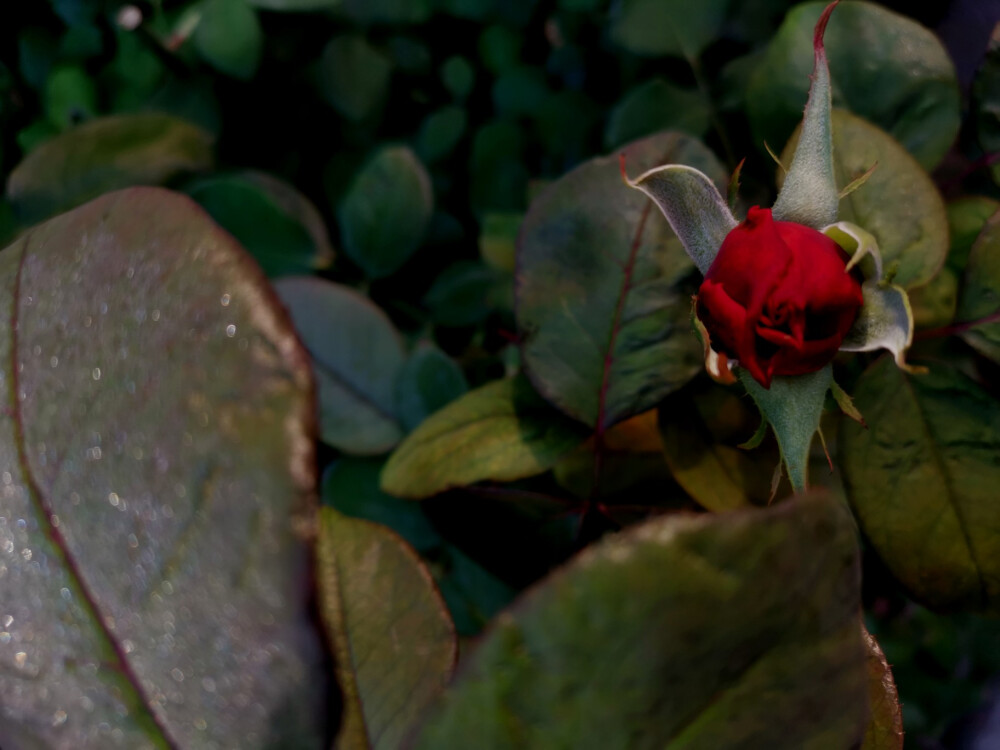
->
(957, 209, 1000, 363)
(862, 627, 904, 750)
(317, 508, 456, 750)
(7, 113, 214, 224)
(413, 491, 867, 749)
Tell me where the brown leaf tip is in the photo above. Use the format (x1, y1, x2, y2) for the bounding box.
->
(813, 0, 840, 60)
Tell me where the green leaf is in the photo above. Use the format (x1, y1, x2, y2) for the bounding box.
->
(470, 120, 528, 213)
(380, 377, 587, 499)
(841, 358, 1000, 612)
(417, 105, 467, 163)
(339, 145, 433, 279)
(519, 132, 724, 430)
(947, 196, 1000, 272)
(957, 209, 1000, 362)
(274, 277, 406, 454)
(317, 508, 456, 750)
(424, 260, 503, 326)
(436, 545, 518, 637)
(604, 78, 711, 149)
(193, 0, 263, 81)
(740, 365, 832, 492)
(749, 1, 960, 171)
(780, 108, 948, 289)
(322, 457, 442, 552)
(862, 628, 904, 750)
(479, 212, 521, 272)
(336, 0, 433, 23)
(441, 56, 475, 100)
(908, 266, 958, 330)
(492, 65, 550, 119)
(413, 491, 867, 749)
(609, 0, 732, 60)
(7, 113, 214, 224)
(478, 25, 522, 73)
(245, 0, 340, 9)
(394, 343, 469, 432)
(659, 394, 770, 512)
(318, 35, 393, 122)
(972, 22, 1000, 182)
(771, 1, 837, 229)
(0, 188, 325, 747)
(43, 64, 98, 130)
(186, 172, 334, 277)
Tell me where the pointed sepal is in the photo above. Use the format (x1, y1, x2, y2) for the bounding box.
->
(623, 159, 737, 275)
(823, 221, 923, 372)
(771, 1, 840, 229)
(739, 365, 833, 492)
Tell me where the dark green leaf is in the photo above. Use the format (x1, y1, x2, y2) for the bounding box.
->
(0, 188, 325, 747)
(424, 260, 503, 326)
(972, 22, 1000, 179)
(7, 113, 214, 224)
(246, 0, 340, 8)
(318, 35, 393, 122)
(609, 0, 731, 59)
(413, 491, 867, 749)
(441, 56, 475, 100)
(274, 277, 406, 454)
(478, 25, 522, 73)
(841, 358, 1000, 612)
(317, 508, 456, 750)
(43, 65, 98, 130)
(417, 106, 467, 163)
(381, 377, 587, 499)
(394, 344, 469, 432)
(479, 212, 521, 272)
(605, 78, 710, 149)
(193, 0, 263, 81)
(492, 66, 549, 119)
(435, 545, 518, 637)
(336, 0, 433, 23)
(470, 120, 528, 213)
(779, 108, 948, 289)
(323, 457, 442, 552)
(186, 172, 334, 277)
(339, 146, 433, 279)
(947, 196, 1000, 272)
(518, 132, 722, 430)
(749, 1, 960, 171)
(957, 209, 1000, 362)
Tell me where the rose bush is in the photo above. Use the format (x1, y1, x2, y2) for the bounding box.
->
(696, 205, 864, 388)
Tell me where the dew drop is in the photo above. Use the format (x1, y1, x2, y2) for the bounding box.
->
(220, 294, 231, 307)
(92, 368, 101, 381)
(225, 324, 237, 337)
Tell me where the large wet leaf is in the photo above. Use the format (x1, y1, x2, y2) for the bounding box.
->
(862, 628, 904, 750)
(780, 109, 948, 290)
(380, 377, 588, 499)
(413, 491, 867, 748)
(957, 208, 1000, 363)
(517, 131, 721, 431)
(6, 113, 214, 224)
(841, 358, 1000, 612)
(749, 0, 960, 171)
(0, 188, 325, 748)
(274, 277, 405, 455)
(317, 508, 455, 750)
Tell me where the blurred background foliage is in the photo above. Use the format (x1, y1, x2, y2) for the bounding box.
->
(3, 1, 1000, 746)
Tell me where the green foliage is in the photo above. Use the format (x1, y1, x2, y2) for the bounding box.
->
(414, 492, 868, 748)
(2, 2, 997, 747)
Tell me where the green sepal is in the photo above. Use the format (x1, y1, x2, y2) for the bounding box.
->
(739, 365, 833, 492)
(771, 1, 839, 229)
(625, 162, 737, 275)
(823, 221, 922, 372)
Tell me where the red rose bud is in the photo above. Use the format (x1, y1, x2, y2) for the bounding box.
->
(696, 206, 863, 389)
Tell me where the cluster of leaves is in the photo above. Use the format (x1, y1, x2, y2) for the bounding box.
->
(1, 0, 999, 747)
